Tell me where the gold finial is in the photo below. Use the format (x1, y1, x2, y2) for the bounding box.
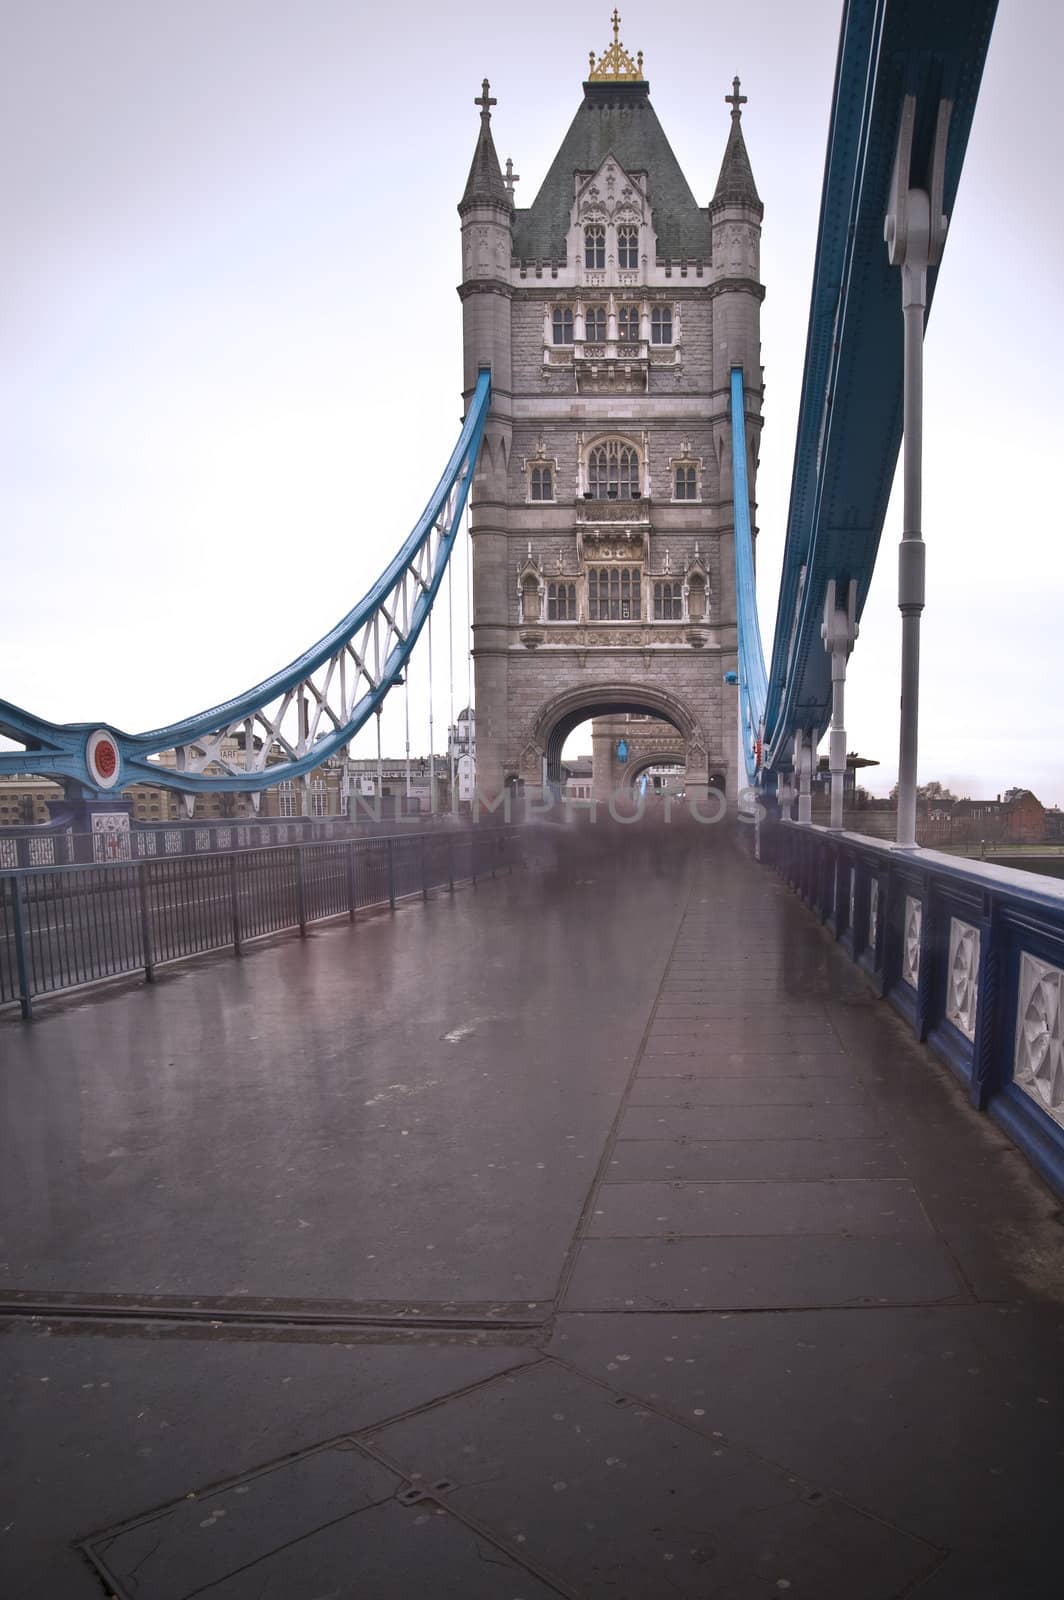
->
(588, 9, 644, 82)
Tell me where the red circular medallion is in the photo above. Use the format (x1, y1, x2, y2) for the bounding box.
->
(95, 739, 118, 779)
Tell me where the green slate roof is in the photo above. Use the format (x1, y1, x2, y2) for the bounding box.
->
(512, 82, 712, 264)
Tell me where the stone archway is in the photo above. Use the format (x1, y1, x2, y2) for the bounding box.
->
(619, 746, 688, 792)
(524, 682, 708, 798)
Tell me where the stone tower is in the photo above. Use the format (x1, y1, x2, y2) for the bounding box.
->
(459, 14, 764, 805)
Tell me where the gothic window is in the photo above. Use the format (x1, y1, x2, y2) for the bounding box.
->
(552, 306, 574, 345)
(618, 304, 639, 341)
(588, 439, 640, 500)
(588, 566, 641, 621)
(674, 464, 697, 499)
(654, 581, 683, 621)
(651, 306, 673, 345)
(617, 224, 639, 269)
(585, 304, 607, 341)
(530, 465, 554, 501)
(584, 225, 606, 269)
(547, 582, 577, 621)
(278, 782, 299, 818)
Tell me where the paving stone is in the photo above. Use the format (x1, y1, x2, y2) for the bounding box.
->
(586, 1179, 932, 1238)
(619, 1104, 884, 1140)
(607, 1138, 904, 1182)
(629, 1075, 868, 1106)
(548, 1307, 1064, 1580)
(564, 1234, 966, 1310)
(639, 1049, 852, 1073)
(367, 1360, 938, 1599)
(85, 1441, 564, 1600)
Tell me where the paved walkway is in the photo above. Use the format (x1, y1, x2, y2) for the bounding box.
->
(2, 826, 1062, 1597)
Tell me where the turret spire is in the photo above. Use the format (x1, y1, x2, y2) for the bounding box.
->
(711, 75, 762, 216)
(460, 78, 511, 211)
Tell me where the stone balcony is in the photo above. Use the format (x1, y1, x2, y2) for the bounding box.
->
(544, 339, 681, 393)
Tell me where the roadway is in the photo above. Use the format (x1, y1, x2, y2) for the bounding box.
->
(1, 824, 1061, 1596)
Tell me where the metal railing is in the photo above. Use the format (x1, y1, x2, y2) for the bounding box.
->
(0, 828, 520, 1019)
(763, 820, 1064, 1200)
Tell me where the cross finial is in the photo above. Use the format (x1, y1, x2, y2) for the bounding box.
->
(726, 75, 747, 118)
(504, 157, 520, 195)
(611, 9, 621, 46)
(475, 79, 497, 121)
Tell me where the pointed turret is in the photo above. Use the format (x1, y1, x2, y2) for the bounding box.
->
(711, 77, 763, 218)
(460, 79, 512, 214)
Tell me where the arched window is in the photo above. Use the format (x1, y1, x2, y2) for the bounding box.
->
(585, 304, 606, 341)
(547, 582, 576, 621)
(654, 581, 683, 621)
(552, 306, 574, 345)
(618, 304, 639, 341)
(530, 465, 553, 501)
(588, 566, 641, 621)
(617, 224, 639, 269)
(651, 306, 673, 345)
(588, 439, 640, 500)
(674, 464, 697, 499)
(584, 225, 606, 269)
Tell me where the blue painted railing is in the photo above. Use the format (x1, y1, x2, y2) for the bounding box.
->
(766, 821, 1064, 1200)
(0, 371, 492, 799)
(731, 368, 768, 789)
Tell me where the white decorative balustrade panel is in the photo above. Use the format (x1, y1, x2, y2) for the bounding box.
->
(945, 917, 980, 1040)
(1014, 954, 1064, 1129)
(902, 894, 922, 989)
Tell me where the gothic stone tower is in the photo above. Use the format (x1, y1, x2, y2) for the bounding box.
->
(459, 15, 763, 805)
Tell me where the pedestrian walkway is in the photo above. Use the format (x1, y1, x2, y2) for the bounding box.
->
(2, 825, 1062, 1597)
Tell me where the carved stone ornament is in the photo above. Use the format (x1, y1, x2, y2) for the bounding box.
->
(946, 917, 981, 1041)
(902, 895, 922, 989)
(1014, 952, 1064, 1127)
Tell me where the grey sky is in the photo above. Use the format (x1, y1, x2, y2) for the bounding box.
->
(3, 2, 1062, 803)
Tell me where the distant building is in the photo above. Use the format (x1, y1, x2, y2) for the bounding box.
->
(562, 755, 594, 801)
(951, 790, 1046, 845)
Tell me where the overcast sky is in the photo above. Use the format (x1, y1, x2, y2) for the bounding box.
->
(3, 1, 1062, 803)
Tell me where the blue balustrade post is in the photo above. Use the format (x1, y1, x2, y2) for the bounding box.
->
(10, 874, 33, 1021)
(228, 852, 242, 955)
(295, 847, 307, 935)
(347, 839, 357, 921)
(137, 863, 156, 980)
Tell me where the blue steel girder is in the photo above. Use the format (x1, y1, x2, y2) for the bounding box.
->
(762, 0, 998, 775)
(731, 368, 768, 789)
(0, 371, 492, 798)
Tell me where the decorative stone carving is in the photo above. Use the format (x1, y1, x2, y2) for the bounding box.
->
(519, 742, 543, 779)
(686, 733, 708, 773)
(1014, 953, 1064, 1127)
(945, 917, 981, 1040)
(902, 895, 922, 989)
